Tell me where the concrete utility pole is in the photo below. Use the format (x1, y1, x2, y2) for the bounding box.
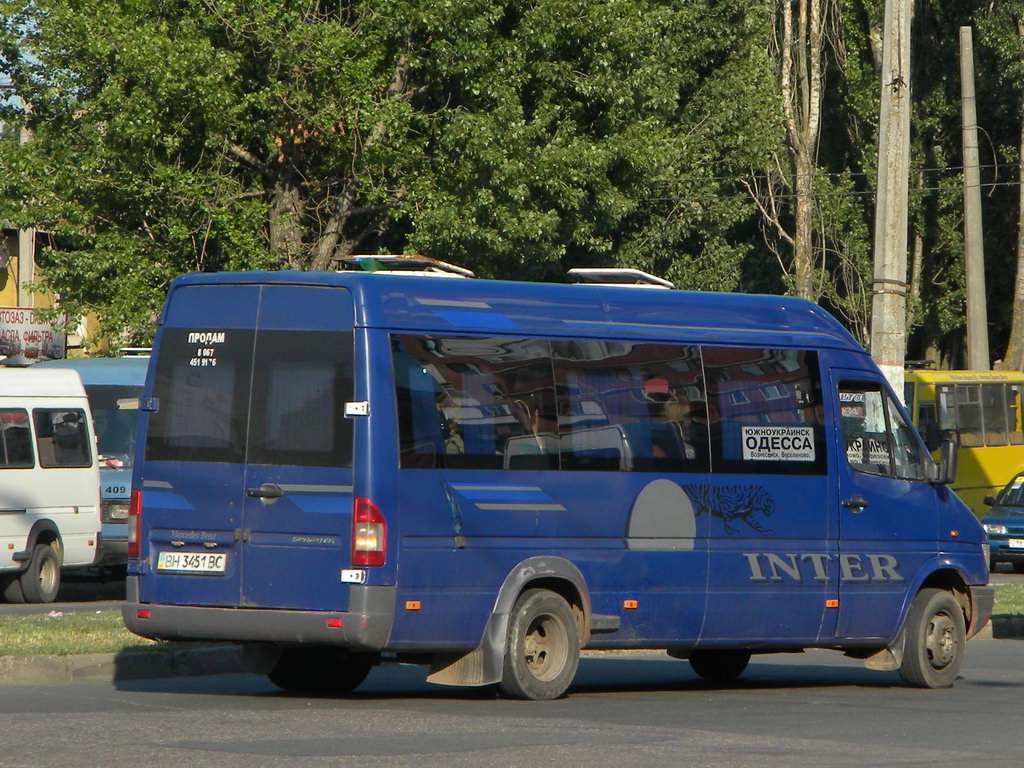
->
(960, 26, 990, 371)
(870, 0, 913, 398)
(9, 89, 35, 308)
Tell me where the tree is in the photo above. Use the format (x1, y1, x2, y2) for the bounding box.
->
(743, 0, 843, 302)
(979, 0, 1024, 370)
(0, 0, 789, 344)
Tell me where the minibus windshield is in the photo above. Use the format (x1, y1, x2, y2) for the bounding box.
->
(85, 384, 141, 469)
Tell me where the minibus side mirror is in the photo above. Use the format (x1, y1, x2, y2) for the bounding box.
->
(983, 496, 996, 507)
(931, 438, 958, 485)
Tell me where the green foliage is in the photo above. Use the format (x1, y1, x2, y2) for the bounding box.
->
(0, 0, 786, 343)
(0, 0, 1022, 358)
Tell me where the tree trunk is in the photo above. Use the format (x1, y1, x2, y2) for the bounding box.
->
(268, 170, 305, 269)
(793, 152, 815, 299)
(907, 171, 925, 332)
(777, 0, 826, 302)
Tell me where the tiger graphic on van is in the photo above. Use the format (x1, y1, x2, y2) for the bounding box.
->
(681, 484, 775, 536)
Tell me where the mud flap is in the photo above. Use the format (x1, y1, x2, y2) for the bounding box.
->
(426, 612, 508, 686)
(862, 625, 907, 672)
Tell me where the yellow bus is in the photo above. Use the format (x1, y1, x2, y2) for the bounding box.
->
(904, 368, 1024, 517)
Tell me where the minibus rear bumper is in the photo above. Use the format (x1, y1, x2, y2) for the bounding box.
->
(968, 584, 995, 640)
(121, 577, 396, 650)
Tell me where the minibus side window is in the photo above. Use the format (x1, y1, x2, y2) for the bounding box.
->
(392, 335, 557, 470)
(916, 401, 940, 452)
(702, 347, 827, 475)
(551, 341, 708, 473)
(981, 383, 1009, 447)
(1009, 385, 1024, 445)
(953, 384, 984, 447)
(0, 409, 34, 468)
(33, 408, 92, 468)
(840, 381, 927, 481)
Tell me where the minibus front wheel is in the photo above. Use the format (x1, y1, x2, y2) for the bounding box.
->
(499, 588, 580, 700)
(898, 588, 966, 688)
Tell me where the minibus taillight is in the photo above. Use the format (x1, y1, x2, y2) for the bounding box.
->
(352, 497, 386, 567)
(128, 490, 142, 559)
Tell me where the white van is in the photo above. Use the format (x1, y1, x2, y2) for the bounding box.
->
(0, 368, 102, 602)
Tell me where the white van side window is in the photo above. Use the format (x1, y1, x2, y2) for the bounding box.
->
(839, 381, 926, 481)
(0, 409, 34, 468)
(33, 408, 92, 468)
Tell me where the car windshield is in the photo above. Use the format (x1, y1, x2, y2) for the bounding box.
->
(997, 476, 1024, 507)
(86, 384, 141, 469)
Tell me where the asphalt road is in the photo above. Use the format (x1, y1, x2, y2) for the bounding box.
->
(1, 638, 1022, 768)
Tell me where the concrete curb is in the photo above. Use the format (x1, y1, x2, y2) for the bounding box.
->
(1, 618, 1021, 685)
(0, 645, 244, 685)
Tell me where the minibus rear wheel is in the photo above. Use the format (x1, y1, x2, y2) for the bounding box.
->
(687, 649, 752, 682)
(499, 588, 580, 700)
(267, 647, 374, 694)
(19, 543, 61, 603)
(897, 588, 965, 689)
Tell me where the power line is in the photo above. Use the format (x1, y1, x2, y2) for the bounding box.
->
(641, 177, 1024, 206)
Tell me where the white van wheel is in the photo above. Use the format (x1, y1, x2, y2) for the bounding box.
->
(898, 588, 965, 688)
(499, 588, 580, 700)
(19, 544, 61, 603)
(0, 574, 25, 603)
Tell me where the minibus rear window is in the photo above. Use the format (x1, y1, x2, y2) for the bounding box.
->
(146, 328, 354, 467)
(247, 330, 354, 468)
(146, 328, 253, 464)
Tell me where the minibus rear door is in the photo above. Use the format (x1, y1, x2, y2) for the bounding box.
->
(140, 283, 356, 612)
(238, 285, 356, 611)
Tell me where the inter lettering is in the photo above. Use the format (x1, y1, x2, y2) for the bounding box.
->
(800, 553, 831, 581)
(764, 553, 803, 582)
(744, 552, 902, 584)
(866, 554, 903, 582)
(839, 554, 870, 581)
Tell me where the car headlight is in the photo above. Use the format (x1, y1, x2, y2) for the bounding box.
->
(102, 500, 130, 523)
(984, 523, 1008, 535)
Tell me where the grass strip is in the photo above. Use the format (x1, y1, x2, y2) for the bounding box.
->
(993, 582, 1024, 618)
(0, 610, 216, 657)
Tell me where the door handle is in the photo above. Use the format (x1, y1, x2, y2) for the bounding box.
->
(842, 495, 869, 512)
(247, 483, 284, 501)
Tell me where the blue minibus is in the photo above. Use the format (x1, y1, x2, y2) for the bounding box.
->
(123, 265, 992, 699)
(36, 355, 149, 567)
